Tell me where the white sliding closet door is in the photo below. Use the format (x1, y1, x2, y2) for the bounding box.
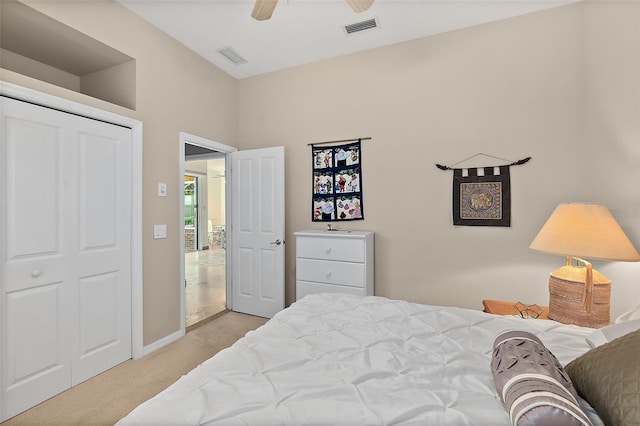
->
(0, 97, 132, 421)
(71, 109, 132, 385)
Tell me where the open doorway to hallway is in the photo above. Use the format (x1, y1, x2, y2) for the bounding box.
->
(184, 152, 226, 329)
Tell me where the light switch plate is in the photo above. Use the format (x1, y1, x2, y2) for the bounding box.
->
(158, 183, 167, 197)
(153, 224, 167, 239)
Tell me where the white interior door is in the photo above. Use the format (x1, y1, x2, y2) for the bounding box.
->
(230, 146, 285, 318)
(0, 97, 132, 421)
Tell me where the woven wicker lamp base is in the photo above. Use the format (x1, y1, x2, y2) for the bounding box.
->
(547, 265, 611, 329)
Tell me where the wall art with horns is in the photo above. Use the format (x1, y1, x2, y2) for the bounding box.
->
(436, 153, 531, 227)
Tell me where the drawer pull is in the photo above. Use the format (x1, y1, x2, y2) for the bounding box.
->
(31, 269, 42, 278)
(325, 271, 332, 278)
(325, 247, 332, 254)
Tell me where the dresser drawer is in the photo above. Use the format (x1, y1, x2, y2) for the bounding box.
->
(296, 280, 366, 300)
(296, 236, 365, 263)
(296, 258, 364, 287)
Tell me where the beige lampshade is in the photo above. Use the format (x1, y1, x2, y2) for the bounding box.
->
(530, 203, 640, 262)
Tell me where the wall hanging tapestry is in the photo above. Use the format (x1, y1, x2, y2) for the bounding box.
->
(310, 138, 368, 222)
(436, 154, 531, 227)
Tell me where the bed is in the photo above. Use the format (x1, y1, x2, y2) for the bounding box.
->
(118, 293, 638, 425)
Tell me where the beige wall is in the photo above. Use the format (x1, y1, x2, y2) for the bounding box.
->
(2, 1, 638, 349)
(581, 1, 640, 315)
(183, 159, 226, 247)
(185, 161, 208, 249)
(237, 2, 640, 318)
(207, 162, 226, 228)
(1, 0, 237, 345)
(0, 48, 81, 91)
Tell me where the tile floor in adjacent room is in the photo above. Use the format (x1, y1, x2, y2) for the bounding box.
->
(185, 247, 226, 328)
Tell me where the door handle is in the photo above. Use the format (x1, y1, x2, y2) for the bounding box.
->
(270, 239, 282, 246)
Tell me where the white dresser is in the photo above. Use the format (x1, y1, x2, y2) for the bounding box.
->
(295, 230, 374, 300)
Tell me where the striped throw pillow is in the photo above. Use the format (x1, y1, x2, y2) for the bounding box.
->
(491, 330, 592, 426)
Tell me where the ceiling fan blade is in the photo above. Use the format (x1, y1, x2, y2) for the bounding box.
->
(251, 0, 278, 21)
(345, 0, 373, 13)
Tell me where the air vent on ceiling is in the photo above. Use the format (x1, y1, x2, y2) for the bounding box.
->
(344, 18, 378, 35)
(217, 46, 247, 65)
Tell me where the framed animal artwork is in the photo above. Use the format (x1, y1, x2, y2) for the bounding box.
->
(437, 154, 530, 227)
(453, 166, 511, 227)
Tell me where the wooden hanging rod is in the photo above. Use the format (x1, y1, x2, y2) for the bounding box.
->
(308, 137, 372, 146)
(435, 156, 531, 171)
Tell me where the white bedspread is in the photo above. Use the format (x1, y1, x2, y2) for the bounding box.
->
(118, 293, 603, 425)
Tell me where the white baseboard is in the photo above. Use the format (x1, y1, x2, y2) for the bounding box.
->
(141, 329, 185, 358)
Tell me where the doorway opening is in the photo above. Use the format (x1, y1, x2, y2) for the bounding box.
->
(184, 148, 227, 330)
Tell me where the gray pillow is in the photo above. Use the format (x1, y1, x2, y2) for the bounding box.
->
(491, 330, 592, 426)
(565, 328, 640, 426)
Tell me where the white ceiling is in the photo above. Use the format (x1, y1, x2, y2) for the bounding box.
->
(117, 0, 578, 79)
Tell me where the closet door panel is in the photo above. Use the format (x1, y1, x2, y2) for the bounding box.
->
(72, 120, 131, 386)
(77, 131, 120, 249)
(5, 114, 64, 259)
(1, 99, 72, 420)
(77, 272, 120, 357)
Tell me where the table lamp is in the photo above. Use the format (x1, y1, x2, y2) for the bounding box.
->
(529, 203, 640, 328)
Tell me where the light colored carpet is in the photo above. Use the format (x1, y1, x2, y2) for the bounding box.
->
(2, 312, 267, 426)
